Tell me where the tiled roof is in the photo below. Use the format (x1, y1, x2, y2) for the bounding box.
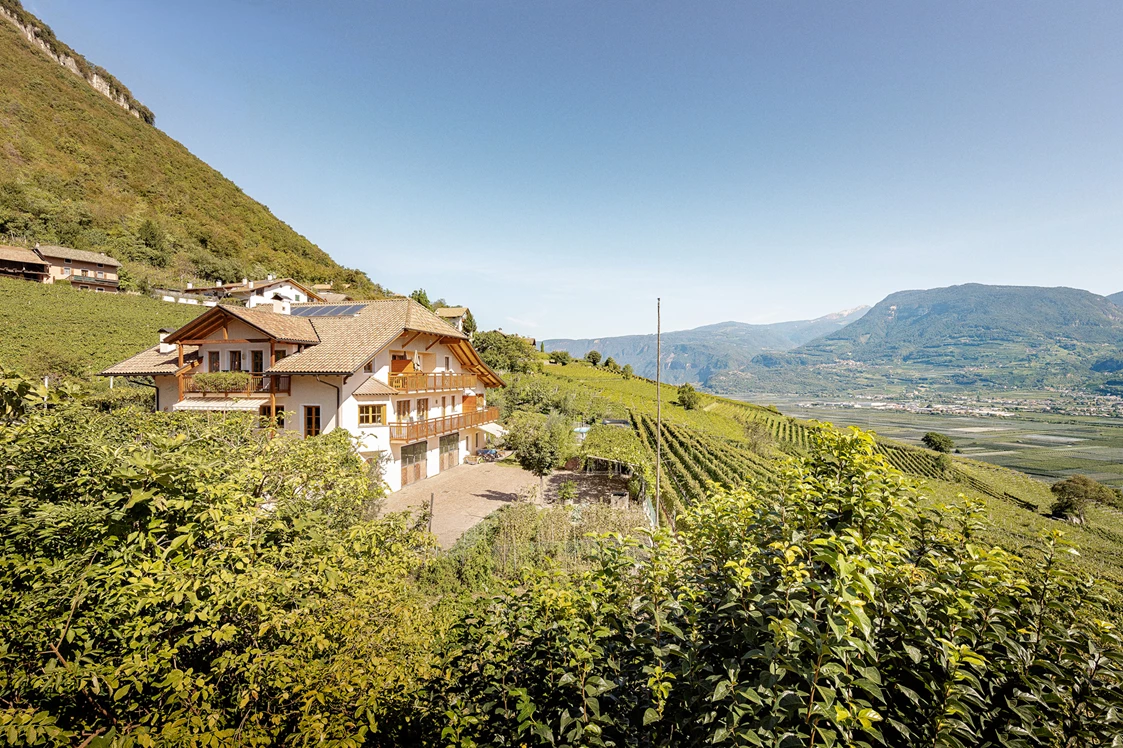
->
(353, 376, 398, 396)
(36, 245, 121, 267)
(0, 245, 47, 265)
(436, 306, 467, 317)
(99, 345, 200, 376)
(320, 292, 350, 303)
(270, 298, 468, 374)
(221, 306, 319, 344)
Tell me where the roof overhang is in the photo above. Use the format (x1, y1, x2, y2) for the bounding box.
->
(447, 338, 505, 388)
(164, 305, 316, 345)
(172, 397, 263, 412)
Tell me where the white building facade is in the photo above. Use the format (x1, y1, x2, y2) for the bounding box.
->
(102, 299, 503, 492)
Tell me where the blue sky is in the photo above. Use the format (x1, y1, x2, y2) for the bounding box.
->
(28, 1, 1123, 339)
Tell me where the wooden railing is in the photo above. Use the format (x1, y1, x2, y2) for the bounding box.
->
(390, 406, 499, 442)
(182, 374, 290, 396)
(388, 372, 477, 392)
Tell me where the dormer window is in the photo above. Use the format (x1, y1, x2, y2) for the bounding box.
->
(363, 359, 374, 373)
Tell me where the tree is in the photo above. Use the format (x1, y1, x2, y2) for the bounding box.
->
(540, 342, 545, 353)
(603, 356, 620, 372)
(585, 350, 602, 367)
(548, 350, 572, 366)
(505, 412, 573, 497)
(474, 330, 538, 373)
(677, 382, 701, 410)
(462, 309, 477, 335)
(1050, 474, 1120, 520)
(621, 364, 634, 379)
(409, 288, 433, 310)
(922, 431, 955, 453)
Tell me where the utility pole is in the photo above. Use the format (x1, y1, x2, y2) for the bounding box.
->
(656, 297, 661, 527)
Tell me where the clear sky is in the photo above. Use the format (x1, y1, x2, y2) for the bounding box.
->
(27, 1, 1123, 339)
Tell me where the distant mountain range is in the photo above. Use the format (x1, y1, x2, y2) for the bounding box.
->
(551, 285, 1123, 395)
(543, 307, 868, 385)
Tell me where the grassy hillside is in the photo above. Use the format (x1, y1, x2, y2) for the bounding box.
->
(0, 2, 386, 295)
(542, 307, 868, 385)
(536, 362, 1123, 607)
(0, 276, 201, 379)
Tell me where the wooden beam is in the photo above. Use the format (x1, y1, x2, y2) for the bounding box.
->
(177, 338, 271, 345)
(270, 340, 276, 367)
(401, 331, 423, 349)
(425, 336, 442, 351)
(222, 324, 228, 340)
(177, 343, 184, 368)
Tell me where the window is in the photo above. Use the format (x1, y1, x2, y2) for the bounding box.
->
(259, 404, 285, 427)
(275, 349, 287, 361)
(416, 398, 429, 419)
(452, 395, 457, 410)
(81, 269, 89, 277)
(97, 263, 103, 268)
(251, 351, 264, 373)
(96, 271, 104, 279)
(229, 351, 242, 371)
(445, 356, 450, 370)
(209, 351, 220, 372)
(304, 406, 321, 437)
(95, 287, 104, 293)
(363, 359, 374, 373)
(62, 267, 70, 276)
(358, 404, 385, 426)
(396, 400, 411, 421)
(441, 396, 447, 416)
(64, 259, 71, 264)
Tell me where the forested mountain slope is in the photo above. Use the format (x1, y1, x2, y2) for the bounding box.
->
(1109, 291, 1123, 307)
(0, 1, 384, 295)
(708, 284, 1123, 394)
(543, 306, 867, 385)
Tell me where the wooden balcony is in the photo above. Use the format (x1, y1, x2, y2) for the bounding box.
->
(182, 373, 290, 397)
(390, 406, 499, 442)
(388, 371, 477, 393)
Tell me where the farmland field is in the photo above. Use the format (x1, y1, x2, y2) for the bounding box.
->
(768, 398, 1123, 489)
(545, 362, 1123, 606)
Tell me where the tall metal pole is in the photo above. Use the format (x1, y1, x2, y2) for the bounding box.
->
(656, 297, 661, 526)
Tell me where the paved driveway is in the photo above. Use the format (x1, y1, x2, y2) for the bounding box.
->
(381, 462, 539, 548)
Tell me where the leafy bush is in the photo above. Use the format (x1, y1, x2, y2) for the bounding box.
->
(922, 431, 955, 453)
(549, 350, 573, 365)
(677, 381, 701, 410)
(192, 370, 252, 392)
(427, 427, 1123, 746)
(1051, 474, 1123, 519)
(0, 371, 440, 744)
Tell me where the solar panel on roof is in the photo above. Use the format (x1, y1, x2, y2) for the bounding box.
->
(290, 304, 363, 318)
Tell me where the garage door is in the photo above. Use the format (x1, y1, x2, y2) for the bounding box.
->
(439, 432, 460, 472)
(401, 441, 427, 487)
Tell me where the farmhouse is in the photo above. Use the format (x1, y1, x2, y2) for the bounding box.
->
(100, 298, 504, 492)
(36, 244, 121, 291)
(0, 245, 50, 282)
(436, 306, 470, 332)
(174, 276, 323, 306)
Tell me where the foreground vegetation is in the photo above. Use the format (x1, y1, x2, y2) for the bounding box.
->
(3, 367, 1121, 745)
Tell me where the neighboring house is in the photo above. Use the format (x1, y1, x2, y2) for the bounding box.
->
(100, 298, 505, 492)
(321, 292, 351, 303)
(0, 245, 50, 282)
(175, 276, 323, 306)
(36, 244, 121, 292)
(436, 306, 469, 332)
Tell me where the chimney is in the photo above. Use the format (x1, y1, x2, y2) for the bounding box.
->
(248, 280, 255, 289)
(267, 274, 274, 281)
(186, 282, 193, 289)
(158, 329, 175, 354)
(242, 277, 248, 286)
(271, 299, 291, 315)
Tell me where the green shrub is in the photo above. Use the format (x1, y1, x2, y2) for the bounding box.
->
(192, 370, 252, 392)
(922, 431, 955, 452)
(428, 427, 1123, 746)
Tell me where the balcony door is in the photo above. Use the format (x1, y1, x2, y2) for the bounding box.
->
(251, 351, 264, 373)
(416, 398, 429, 421)
(229, 351, 242, 372)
